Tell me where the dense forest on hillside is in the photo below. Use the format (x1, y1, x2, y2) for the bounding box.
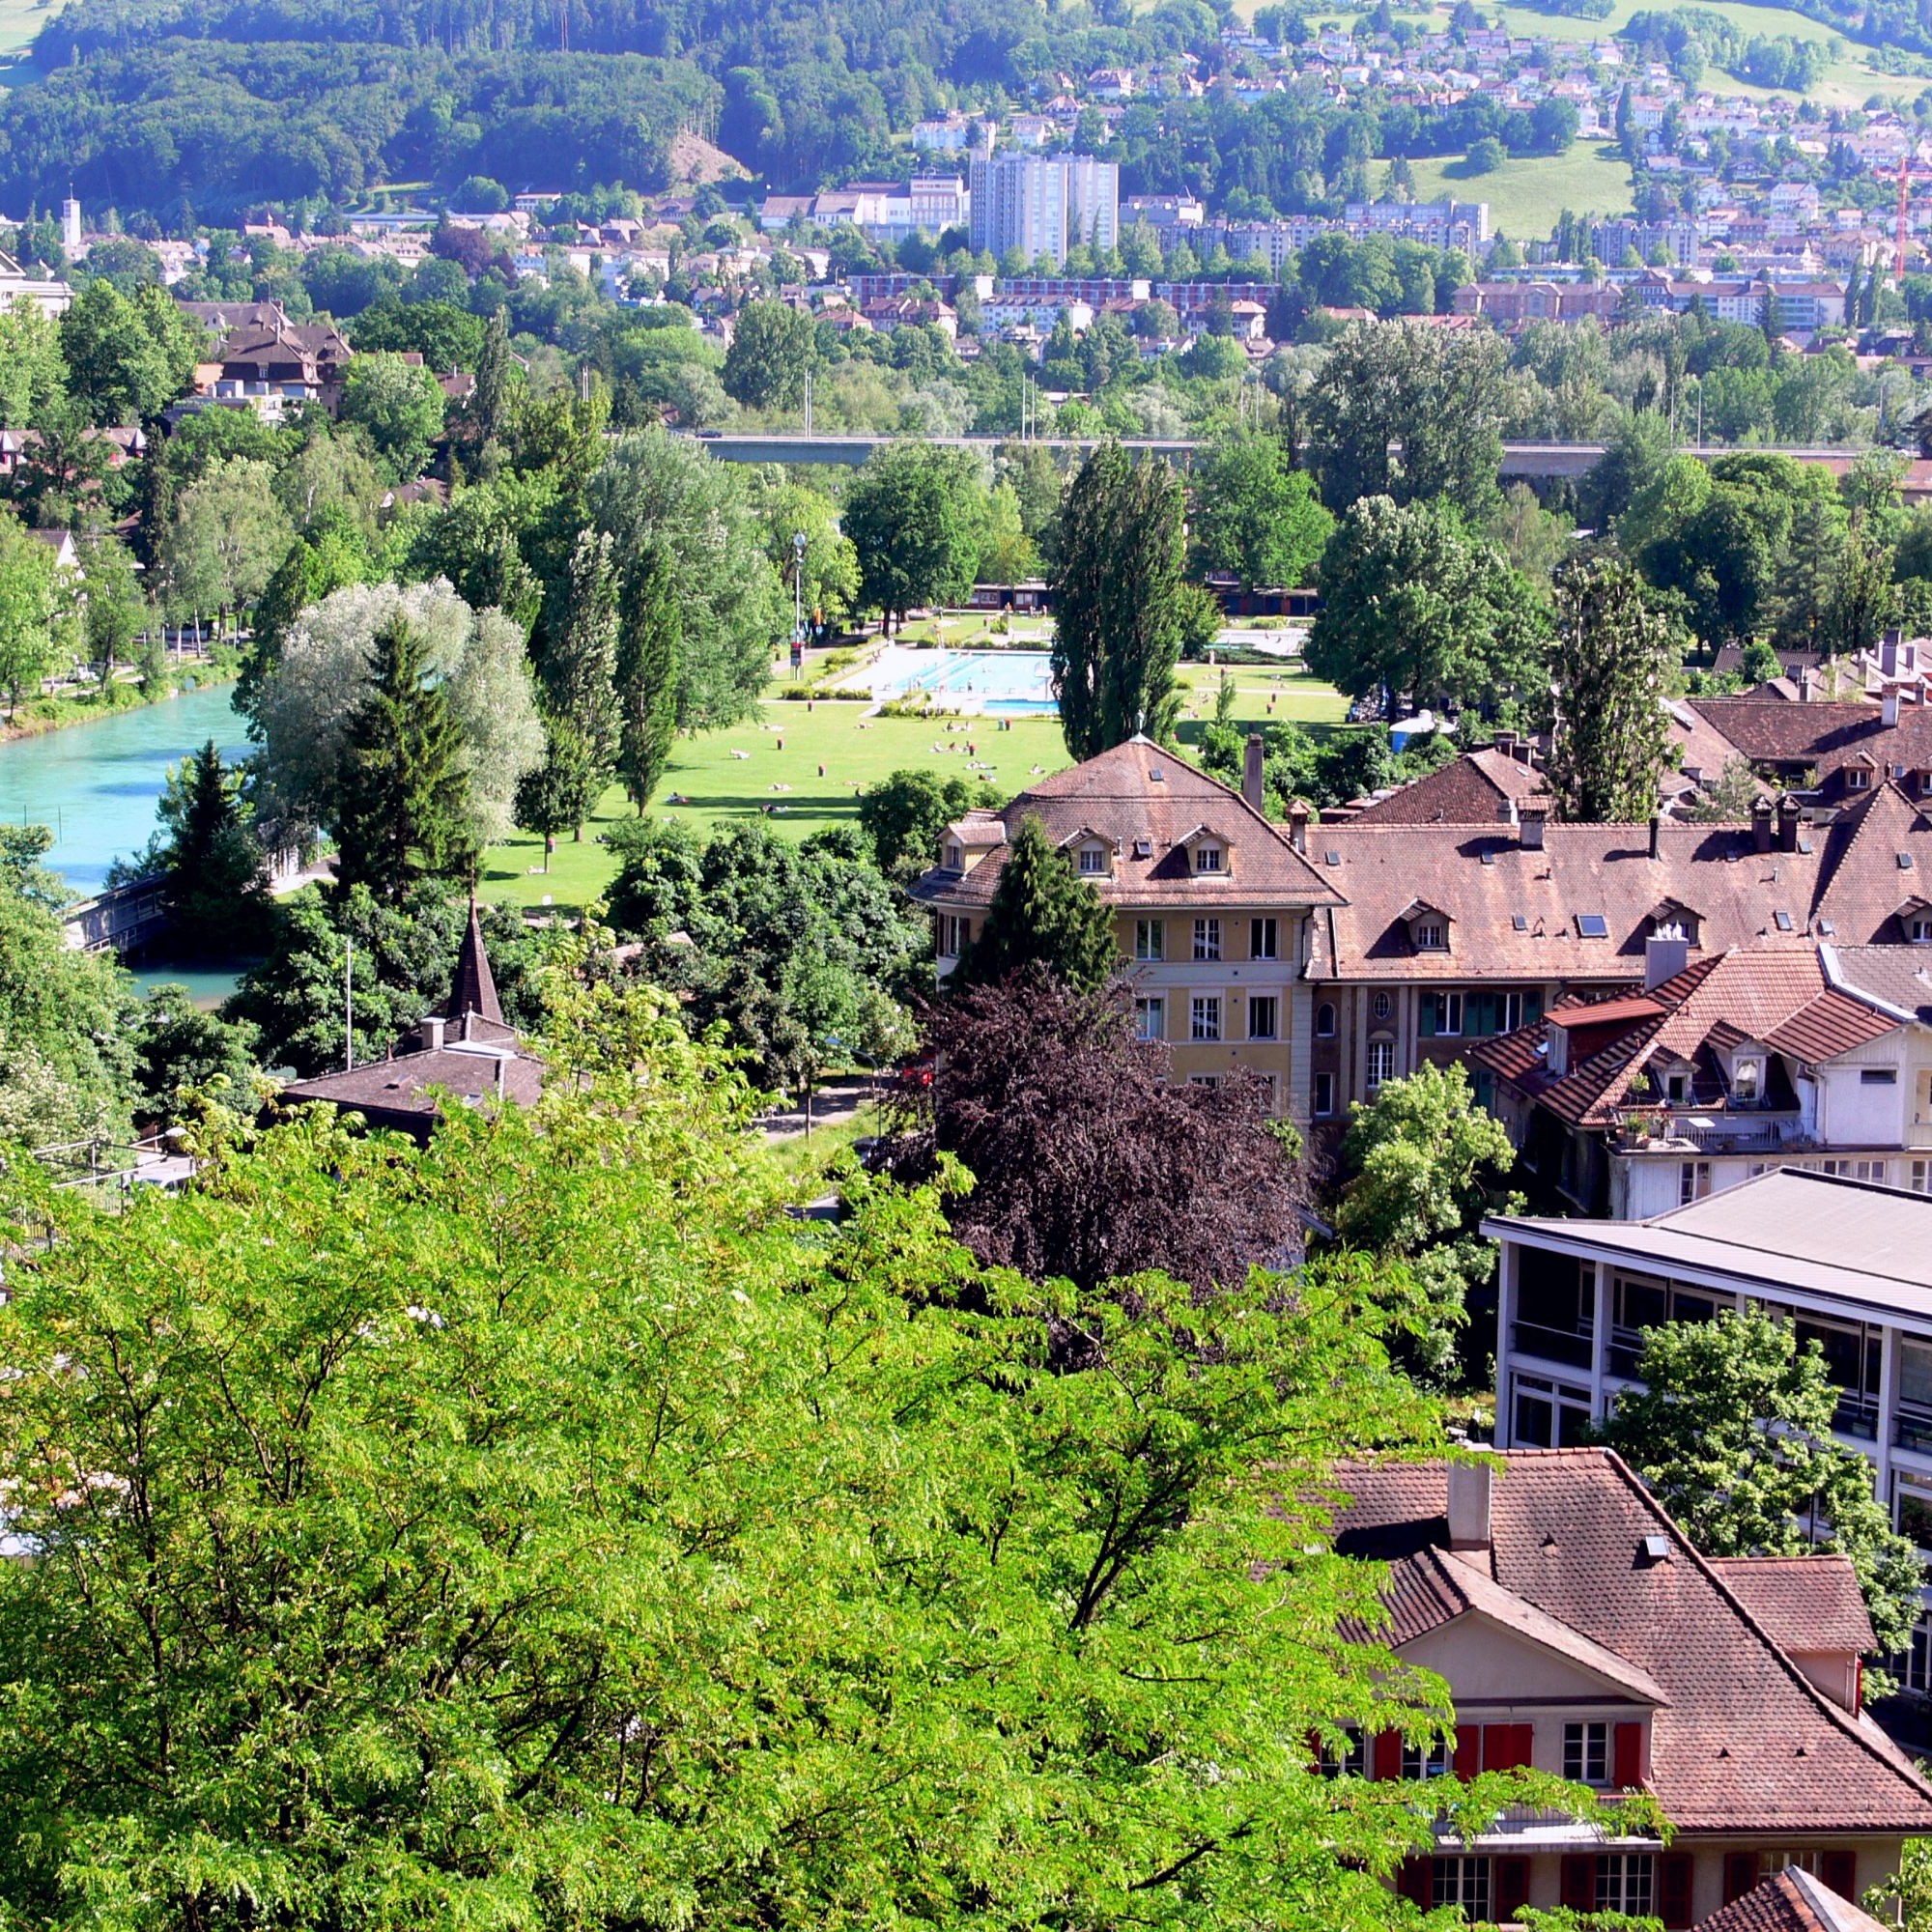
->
(0, 0, 1581, 221)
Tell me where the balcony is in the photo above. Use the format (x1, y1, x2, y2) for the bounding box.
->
(1609, 1107, 1804, 1155)
(1511, 1321, 1594, 1371)
(1834, 1393, 1881, 1441)
(1897, 1408, 1932, 1457)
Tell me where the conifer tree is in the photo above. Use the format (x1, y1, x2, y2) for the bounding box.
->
(1544, 556, 1678, 824)
(156, 739, 269, 956)
(1050, 443, 1186, 762)
(615, 545, 681, 812)
(954, 815, 1117, 993)
(331, 615, 475, 902)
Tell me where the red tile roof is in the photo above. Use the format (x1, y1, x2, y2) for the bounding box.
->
(909, 738, 1343, 911)
(1333, 1451, 1932, 1835)
(1699, 1867, 1890, 1932)
(1686, 698, 1883, 766)
(1704, 1557, 1876, 1657)
(1344, 746, 1546, 824)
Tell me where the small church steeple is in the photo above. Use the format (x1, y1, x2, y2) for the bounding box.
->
(445, 899, 503, 1026)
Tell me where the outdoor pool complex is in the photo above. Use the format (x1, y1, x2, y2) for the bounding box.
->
(867, 647, 1057, 714)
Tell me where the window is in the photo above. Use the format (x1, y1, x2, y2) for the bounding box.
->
(1847, 767, 1872, 791)
(1896, 1617, 1932, 1696)
(1187, 1072, 1222, 1090)
(1371, 991, 1392, 1021)
(1862, 1067, 1899, 1086)
(1898, 1473, 1932, 1551)
(1403, 1740, 1454, 1779)
(1679, 1160, 1711, 1206)
(1431, 1858, 1492, 1918)
(945, 842, 962, 869)
(1512, 1374, 1592, 1448)
(1316, 1002, 1337, 1038)
(1318, 1727, 1366, 1777)
(1912, 917, 1932, 945)
(1250, 917, 1278, 960)
(1422, 992, 1463, 1037)
(1563, 1722, 1609, 1786)
(1078, 844, 1106, 874)
(1597, 1855, 1654, 1917)
(1134, 919, 1164, 962)
(1413, 919, 1447, 952)
(1248, 995, 1279, 1040)
(1193, 919, 1221, 962)
(1365, 1039, 1394, 1090)
(1191, 995, 1222, 1042)
(1193, 843, 1223, 873)
(1918, 1160, 1932, 1196)
(1733, 1059, 1761, 1103)
(1135, 997, 1165, 1042)
(1314, 1070, 1335, 1117)
(1577, 913, 1610, 939)
(938, 914, 970, 957)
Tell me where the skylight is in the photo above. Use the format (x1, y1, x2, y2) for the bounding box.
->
(1576, 914, 1609, 939)
(1324, 849, 1341, 867)
(1818, 918, 1835, 935)
(1903, 853, 1917, 871)
(1513, 914, 1528, 931)
(1775, 910, 1795, 932)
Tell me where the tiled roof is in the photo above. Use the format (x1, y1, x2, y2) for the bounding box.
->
(908, 738, 1343, 911)
(1343, 746, 1546, 824)
(1472, 947, 1895, 1125)
(1699, 1867, 1890, 1932)
(1315, 783, 1932, 984)
(281, 1040, 543, 1125)
(1686, 698, 1883, 765)
(1704, 1557, 1876, 1657)
(1827, 943, 1932, 1022)
(1332, 1451, 1932, 1834)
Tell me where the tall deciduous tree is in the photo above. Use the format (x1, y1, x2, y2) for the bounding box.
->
(76, 530, 146, 690)
(1188, 431, 1334, 589)
(1544, 555, 1678, 824)
(339, 351, 448, 481)
(514, 713, 602, 869)
(1303, 319, 1511, 517)
(542, 528, 621, 790)
(1830, 513, 1900, 661)
(465, 307, 519, 449)
(1050, 443, 1187, 760)
(614, 544, 680, 812)
(1599, 1305, 1923, 1665)
(858, 769, 995, 881)
(57, 280, 202, 425)
(330, 614, 477, 902)
(1304, 495, 1548, 719)
(721, 298, 817, 412)
(954, 814, 1118, 994)
(159, 457, 295, 636)
(0, 506, 58, 714)
(842, 441, 986, 633)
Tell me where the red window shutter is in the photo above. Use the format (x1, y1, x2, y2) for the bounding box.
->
(1723, 1853, 1760, 1905)
(1495, 1855, 1532, 1922)
(1561, 1855, 1596, 1913)
(1507, 1722, 1534, 1769)
(1453, 1725, 1481, 1779)
(1822, 1850, 1858, 1899)
(1659, 1852, 1695, 1929)
(1396, 1857, 1433, 1905)
(1613, 1720, 1647, 1788)
(1374, 1730, 1405, 1781)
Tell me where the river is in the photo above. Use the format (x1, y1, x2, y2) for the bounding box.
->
(0, 682, 250, 1003)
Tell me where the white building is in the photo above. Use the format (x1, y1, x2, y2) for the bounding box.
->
(969, 153, 1118, 267)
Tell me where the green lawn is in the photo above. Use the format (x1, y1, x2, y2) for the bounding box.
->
(1407, 144, 1634, 242)
(475, 650, 1350, 914)
(0, 0, 56, 82)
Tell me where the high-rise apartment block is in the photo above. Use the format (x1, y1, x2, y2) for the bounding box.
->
(969, 154, 1118, 268)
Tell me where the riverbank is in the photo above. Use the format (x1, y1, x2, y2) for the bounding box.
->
(1, 656, 241, 744)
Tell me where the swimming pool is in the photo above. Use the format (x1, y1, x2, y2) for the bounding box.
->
(867, 647, 1058, 715)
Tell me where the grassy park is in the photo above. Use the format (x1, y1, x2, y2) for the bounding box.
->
(474, 643, 1351, 914)
(1407, 146, 1634, 242)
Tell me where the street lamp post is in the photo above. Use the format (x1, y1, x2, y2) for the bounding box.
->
(792, 530, 807, 671)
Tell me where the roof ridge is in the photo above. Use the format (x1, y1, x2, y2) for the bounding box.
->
(1595, 1448, 1932, 1808)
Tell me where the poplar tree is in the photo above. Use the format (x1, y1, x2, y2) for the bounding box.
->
(331, 615, 475, 902)
(543, 529, 621, 776)
(615, 544, 681, 812)
(1049, 443, 1186, 762)
(954, 814, 1117, 993)
(1544, 555, 1678, 824)
(514, 714, 602, 867)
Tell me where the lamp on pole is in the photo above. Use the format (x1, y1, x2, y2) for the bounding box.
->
(792, 529, 808, 667)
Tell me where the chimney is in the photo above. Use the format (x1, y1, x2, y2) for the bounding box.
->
(1752, 796, 1773, 855)
(1885, 689, 1901, 729)
(1883, 629, 1900, 677)
(1778, 794, 1801, 854)
(1648, 812, 1662, 860)
(1288, 798, 1310, 854)
(1447, 1463, 1493, 1554)
(1646, 934, 1690, 990)
(1242, 732, 1265, 812)
(1519, 800, 1548, 850)
(1495, 728, 1517, 764)
(419, 1014, 445, 1052)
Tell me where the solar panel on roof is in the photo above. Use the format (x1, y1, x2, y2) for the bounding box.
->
(1577, 913, 1608, 939)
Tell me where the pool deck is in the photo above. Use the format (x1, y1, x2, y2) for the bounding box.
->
(836, 644, 1056, 716)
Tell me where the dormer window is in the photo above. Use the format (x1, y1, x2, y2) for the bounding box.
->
(1847, 767, 1871, 791)
(1733, 1058, 1762, 1103)
(1914, 918, 1932, 945)
(946, 842, 963, 869)
(1413, 920, 1447, 952)
(1193, 843, 1223, 874)
(1078, 844, 1106, 874)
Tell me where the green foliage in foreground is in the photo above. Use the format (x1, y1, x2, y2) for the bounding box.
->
(0, 968, 1636, 1928)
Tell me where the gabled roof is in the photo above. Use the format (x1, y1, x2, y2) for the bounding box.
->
(1343, 746, 1546, 824)
(1700, 1867, 1891, 1932)
(1334, 1451, 1932, 1834)
(909, 739, 1342, 911)
(1687, 697, 1884, 765)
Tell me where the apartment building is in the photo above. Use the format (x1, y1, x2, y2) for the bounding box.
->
(1336, 1450, 1932, 1924)
(968, 153, 1119, 267)
(908, 737, 1340, 1113)
(1488, 1168, 1932, 1704)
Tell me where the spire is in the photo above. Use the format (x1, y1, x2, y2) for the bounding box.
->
(446, 898, 503, 1025)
